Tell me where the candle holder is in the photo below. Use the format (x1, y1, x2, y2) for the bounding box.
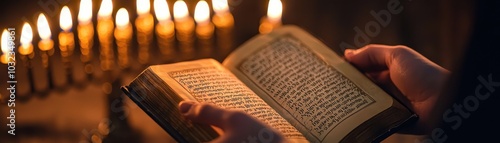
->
(114, 24, 132, 69)
(38, 39, 55, 89)
(135, 13, 154, 65)
(155, 21, 176, 61)
(173, 0, 195, 54)
(19, 44, 36, 93)
(196, 22, 214, 58)
(78, 23, 95, 77)
(59, 31, 75, 83)
(175, 18, 195, 54)
(212, 13, 234, 58)
(196, 21, 215, 40)
(97, 18, 115, 71)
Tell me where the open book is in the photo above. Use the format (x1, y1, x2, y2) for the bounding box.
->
(121, 26, 417, 143)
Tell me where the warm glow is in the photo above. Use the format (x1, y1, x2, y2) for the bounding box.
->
(267, 0, 282, 23)
(212, 0, 229, 15)
(37, 13, 52, 40)
(173, 0, 189, 21)
(98, 0, 113, 19)
(60, 6, 73, 32)
(137, 0, 151, 16)
(194, 0, 210, 25)
(116, 8, 130, 29)
(20, 23, 33, 48)
(154, 0, 171, 23)
(78, 0, 93, 24)
(1, 29, 9, 54)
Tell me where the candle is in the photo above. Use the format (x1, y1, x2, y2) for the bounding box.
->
(1, 29, 10, 64)
(37, 13, 55, 88)
(173, 0, 195, 52)
(114, 8, 132, 69)
(195, 0, 214, 40)
(20, 23, 34, 57)
(19, 23, 36, 92)
(136, 0, 155, 64)
(212, 0, 234, 29)
(211, 0, 234, 51)
(59, 6, 76, 81)
(259, 0, 282, 34)
(97, 0, 115, 71)
(154, 0, 176, 58)
(37, 13, 54, 63)
(78, 0, 95, 74)
(195, 0, 214, 57)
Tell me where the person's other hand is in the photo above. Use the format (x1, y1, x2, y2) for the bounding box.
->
(344, 44, 451, 134)
(178, 101, 285, 143)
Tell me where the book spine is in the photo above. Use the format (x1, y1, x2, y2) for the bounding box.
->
(121, 86, 190, 143)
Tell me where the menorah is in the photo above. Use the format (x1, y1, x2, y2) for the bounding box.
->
(0, 0, 282, 142)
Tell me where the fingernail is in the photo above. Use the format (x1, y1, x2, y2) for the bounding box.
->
(344, 49, 355, 57)
(179, 101, 196, 114)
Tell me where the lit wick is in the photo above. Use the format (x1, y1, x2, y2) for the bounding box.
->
(59, 6, 75, 82)
(97, 0, 115, 71)
(154, 0, 176, 59)
(114, 8, 132, 69)
(173, 0, 195, 52)
(259, 0, 282, 34)
(37, 13, 55, 89)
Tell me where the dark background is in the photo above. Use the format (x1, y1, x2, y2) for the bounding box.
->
(0, 0, 479, 142)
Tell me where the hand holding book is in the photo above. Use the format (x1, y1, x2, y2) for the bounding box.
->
(344, 45, 450, 134)
(178, 101, 286, 143)
(123, 26, 425, 142)
(170, 44, 450, 142)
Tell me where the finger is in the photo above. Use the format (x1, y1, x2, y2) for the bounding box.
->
(179, 101, 227, 128)
(179, 102, 284, 143)
(344, 44, 397, 72)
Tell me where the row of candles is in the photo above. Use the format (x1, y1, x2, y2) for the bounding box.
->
(0, 0, 282, 92)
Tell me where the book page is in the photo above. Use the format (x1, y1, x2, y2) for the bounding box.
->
(223, 26, 394, 142)
(149, 59, 307, 142)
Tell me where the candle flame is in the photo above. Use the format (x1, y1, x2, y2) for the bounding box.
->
(267, 0, 282, 23)
(78, 0, 93, 24)
(21, 23, 33, 49)
(98, 0, 113, 19)
(173, 0, 189, 21)
(116, 8, 130, 29)
(60, 6, 73, 32)
(194, 0, 210, 24)
(212, 0, 229, 15)
(154, 0, 171, 23)
(1, 29, 9, 54)
(137, 0, 151, 16)
(37, 13, 52, 40)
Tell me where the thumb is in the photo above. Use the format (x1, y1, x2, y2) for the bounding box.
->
(344, 44, 395, 72)
(179, 101, 227, 128)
